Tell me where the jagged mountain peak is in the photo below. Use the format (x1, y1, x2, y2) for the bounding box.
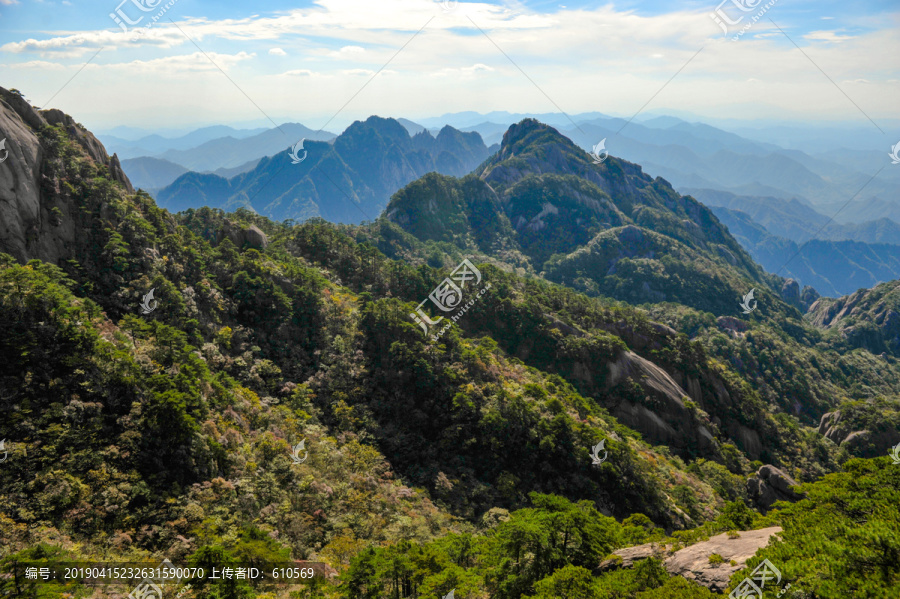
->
(385, 118, 771, 313)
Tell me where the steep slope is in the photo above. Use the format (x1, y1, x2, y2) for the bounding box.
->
(0, 88, 740, 560)
(2, 94, 899, 599)
(156, 117, 491, 224)
(0, 86, 133, 264)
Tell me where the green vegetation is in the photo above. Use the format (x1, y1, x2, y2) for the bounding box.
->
(0, 110, 898, 598)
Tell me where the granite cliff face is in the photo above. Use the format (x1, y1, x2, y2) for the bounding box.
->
(0, 86, 133, 264)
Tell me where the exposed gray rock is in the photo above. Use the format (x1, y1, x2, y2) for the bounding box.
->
(41, 107, 132, 193)
(0, 86, 134, 264)
(800, 285, 820, 311)
(717, 316, 749, 334)
(598, 527, 783, 593)
(818, 411, 844, 443)
(663, 527, 782, 592)
(216, 220, 269, 250)
(747, 465, 802, 511)
(605, 351, 717, 461)
(781, 278, 801, 308)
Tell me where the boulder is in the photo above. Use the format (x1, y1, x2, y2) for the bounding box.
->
(747, 465, 802, 511)
(216, 221, 269, 250)
(599, 527, 783, 593)
(663, 527, 782, 592)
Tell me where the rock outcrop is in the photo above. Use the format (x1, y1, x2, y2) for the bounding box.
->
(0, 86, 133, 264)
(807, 281, 900, 355)
(598, 527, 783, 592)
(800, 285, 820, 311)
(216, 221, 269, 250)
(747, 465, 802, 511)
(818, 410, 900, 457)
(605, 350, 717, 459)
(780, 278, 801, 309)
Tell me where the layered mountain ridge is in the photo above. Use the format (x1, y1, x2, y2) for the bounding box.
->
(155, 116, 491, 224)
(385, 118, 772, 315)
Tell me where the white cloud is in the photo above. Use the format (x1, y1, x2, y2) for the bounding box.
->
(84, 51, 256, 75)
(0, 60, 66, 70)
(342, 68, 374, 76)
(280, 69, 318, 77)
(1, 1, 897, 127)
(804, 30, 855, 43)
(321, 45, 366, 58)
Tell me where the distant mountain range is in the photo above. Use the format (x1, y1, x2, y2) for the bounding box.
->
(101, 125, 269, 159)
(155, 116, 491, 223)
(688, 188, 900, 245)
(554, 118, 897, 209)
(120, 156, 188, 191)
(108, 112, 899, 225)
(156, 123, 335, 172)
(711, 206, 900, 297)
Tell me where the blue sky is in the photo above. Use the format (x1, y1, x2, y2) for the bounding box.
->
(0, 0, 897, 132)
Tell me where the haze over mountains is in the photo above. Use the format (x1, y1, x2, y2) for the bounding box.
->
(108, 110, 900, 298)
(156, 116, 491, 224)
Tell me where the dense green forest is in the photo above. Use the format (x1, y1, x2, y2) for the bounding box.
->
(0, 106, 898, 598)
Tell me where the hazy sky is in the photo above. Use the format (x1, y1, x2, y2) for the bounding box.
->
(1, 0, 898, 132)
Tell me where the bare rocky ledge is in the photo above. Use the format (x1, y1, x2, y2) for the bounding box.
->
(597, 526, 782, 593)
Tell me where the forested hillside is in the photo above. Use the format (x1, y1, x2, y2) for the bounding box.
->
(0, 89, 898, 598)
